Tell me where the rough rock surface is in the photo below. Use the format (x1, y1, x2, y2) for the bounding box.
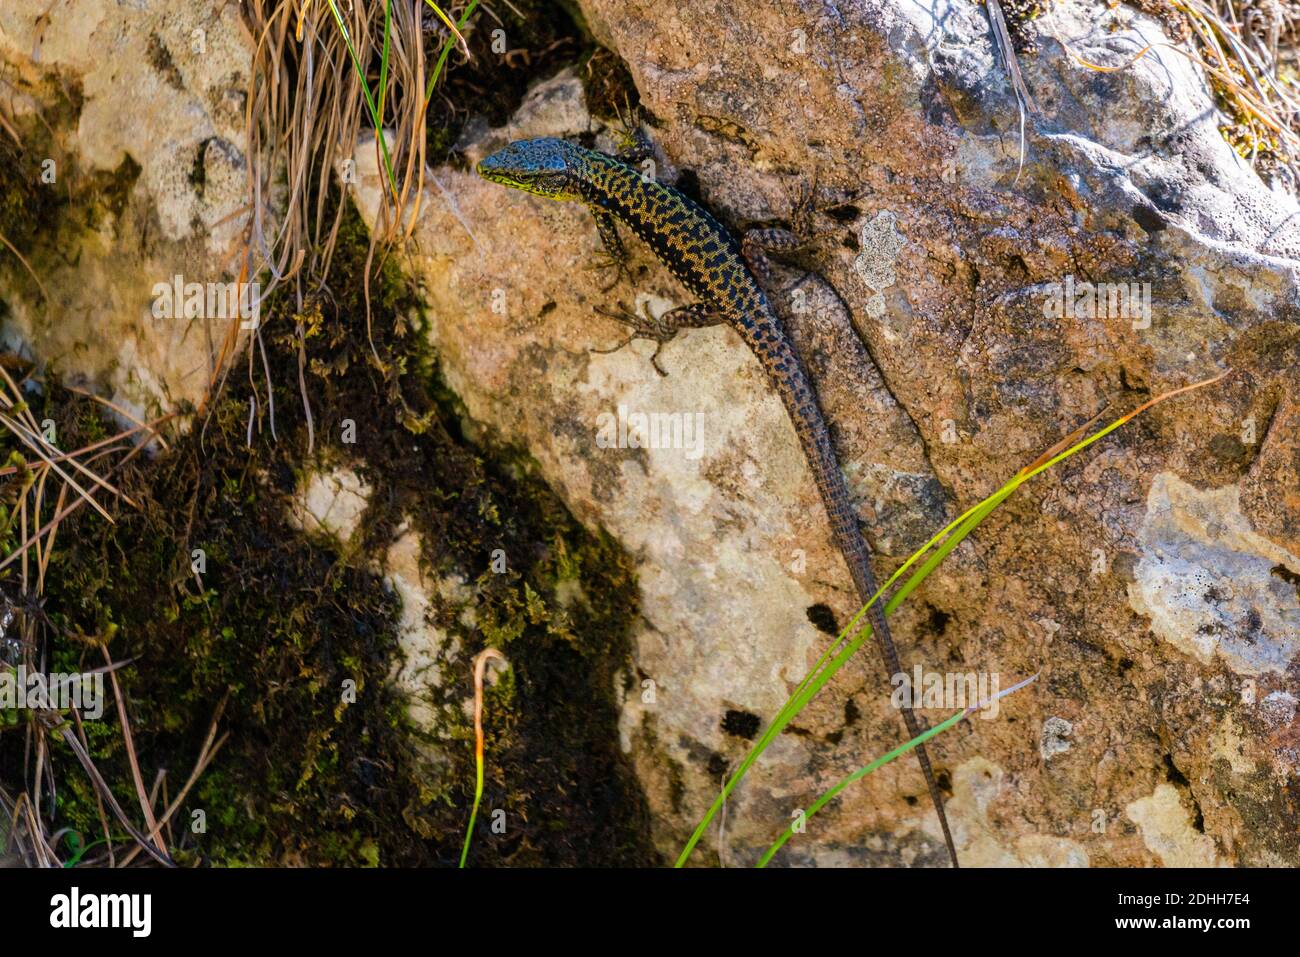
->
(288, 463, 464, 775)
(350, 0, 1300, 866)
(1, 0, 1297, 868)
(0, 0, 254, 419)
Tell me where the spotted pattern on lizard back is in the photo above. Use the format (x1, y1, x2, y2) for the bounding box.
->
(478, 136, 958, 867)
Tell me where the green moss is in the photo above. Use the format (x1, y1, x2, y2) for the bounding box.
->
(0, 191, 653, 866)
(0, 104, 141, 299)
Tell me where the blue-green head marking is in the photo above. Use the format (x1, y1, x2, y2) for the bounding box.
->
(476, 137, 589, 201)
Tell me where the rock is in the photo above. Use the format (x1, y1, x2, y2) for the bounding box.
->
(0, 0, 255, 419)
(290, 466, 372, 545)
(349, 0, 1300, 866)
(383, 522, 467, 734)
(1127, 783, 1225, 867)
(1241, 386, 1300, 555)
(1129, 472, 1300, 675)
(2, 0, 1296, 868)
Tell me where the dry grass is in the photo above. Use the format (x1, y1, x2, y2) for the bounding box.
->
(0, 358, 199, 868)
(1049, 0, 1300, 187)
(1176, 0, 1300, 183)
(230, 0, 482, 446)
(243, 0, 483, 290)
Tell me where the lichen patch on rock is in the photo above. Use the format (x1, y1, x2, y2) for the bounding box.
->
(1129, 472, 1300, 675)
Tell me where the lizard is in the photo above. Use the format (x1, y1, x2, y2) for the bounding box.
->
(477, 135, 960, 868)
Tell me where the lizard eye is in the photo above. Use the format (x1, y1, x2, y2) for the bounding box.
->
(535, 172, 569, 193)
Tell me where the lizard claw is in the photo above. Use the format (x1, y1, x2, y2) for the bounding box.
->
(588, 256, 633, 293)
(590, 334, 635, 357)
(594, 301, 643, 327)
(648, 341, 668, 377)
(587, 335, 669, 376)
(590, 303, 671, 376)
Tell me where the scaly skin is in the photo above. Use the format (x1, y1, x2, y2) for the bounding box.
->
(478, 137, 958, 867)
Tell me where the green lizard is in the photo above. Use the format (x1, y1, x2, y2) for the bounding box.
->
(478, 135, 960, 867)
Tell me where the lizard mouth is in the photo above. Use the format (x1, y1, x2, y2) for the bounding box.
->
(476, 158, 536, 192)
(476, 161, 574, 200)
(474, 159, 510, 185)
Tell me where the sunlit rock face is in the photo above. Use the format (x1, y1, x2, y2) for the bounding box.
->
(0, 1, 255, 421)
(1, 0, 1298, 866)
(349, 0, 1300, 866)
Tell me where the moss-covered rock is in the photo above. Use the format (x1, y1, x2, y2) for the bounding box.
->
(1, 199, 654, 866)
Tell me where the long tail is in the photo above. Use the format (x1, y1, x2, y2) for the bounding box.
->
(757, 323, 960, 868)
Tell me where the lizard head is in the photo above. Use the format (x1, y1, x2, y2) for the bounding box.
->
(476, 137, 585, 201)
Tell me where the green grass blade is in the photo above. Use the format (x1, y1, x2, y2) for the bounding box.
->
(756, 672, 1039, 866)
(459, 742, 485, 868)
(377, 0, 393, 125)
(674, 612, 879, 867)
(460, 648, 505, 868)
(674, 373, 1225, 867)
(423, 0, 480, 109)
(324, 0, 399, 200)
(421, 0, 470, 52)
(758, 709, 966, 868)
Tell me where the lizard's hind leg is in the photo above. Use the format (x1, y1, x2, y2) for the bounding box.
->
(742, 227, 802, 287)
(742, 173, 854, 283)
(591, 301, 723, 376)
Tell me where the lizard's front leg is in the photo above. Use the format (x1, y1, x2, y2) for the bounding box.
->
(591, 301, 723, 376)
(609, 100, 654, 166)
(614, 127, 654, 166)
(588, 208, 633, 292)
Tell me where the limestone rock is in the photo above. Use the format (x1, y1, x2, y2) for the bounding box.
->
(350, 0, 1300, 865)
(0, 0, 255, 419)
